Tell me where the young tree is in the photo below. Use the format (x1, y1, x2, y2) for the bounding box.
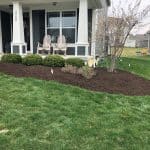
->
(97, 0, 149, 72)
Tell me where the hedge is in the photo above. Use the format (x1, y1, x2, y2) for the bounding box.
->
(1, 54, 22, 64)
(43, 55, 65, 67)
(22, 54, 43, 66)
(65, 58, 85, 68)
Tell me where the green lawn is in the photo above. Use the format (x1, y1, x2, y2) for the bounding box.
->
(0, 56, 150, 149)
(117, 57, 150, 80)
(100, 56, 150, 80)
(0, 73, 150, 150)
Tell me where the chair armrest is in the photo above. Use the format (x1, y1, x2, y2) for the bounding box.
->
(37, 42, 42, 47)
(37, 42, 40, 47)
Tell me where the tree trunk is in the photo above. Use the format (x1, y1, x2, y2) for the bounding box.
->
(108, 55, 117, 72)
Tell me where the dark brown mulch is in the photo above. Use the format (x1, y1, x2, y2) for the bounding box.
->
(0, 63, 150, 96)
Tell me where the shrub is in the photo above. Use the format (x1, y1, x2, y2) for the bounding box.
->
(66, 58, 84, 68)
(22, 54, 43, 66)
(61, 65, 78, 74)
(78, 66, 96, 79)
(1, 54, 22, 64)
(62, 65, 96, 79)
(43, 55, 65, 67)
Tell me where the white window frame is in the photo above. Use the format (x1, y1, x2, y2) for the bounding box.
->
(46, 10, 77, 56)
(30, 8, 79, 56)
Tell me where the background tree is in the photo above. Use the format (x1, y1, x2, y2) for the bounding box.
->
(97, 0, 149, 72)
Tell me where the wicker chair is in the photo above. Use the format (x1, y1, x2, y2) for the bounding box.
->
(37, 35, 51, 54)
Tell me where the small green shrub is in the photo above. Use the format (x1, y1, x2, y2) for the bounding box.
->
(1, 54, 22, 64)
(22, 54, 43, 66)
(66, 58, 84, 68)
(43, 55, 65, 67)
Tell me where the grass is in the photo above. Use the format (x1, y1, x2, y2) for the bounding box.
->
(0, 73, 150, 150)
(100, 56, 150, 80)
(121, 47, 148, 57)
(0, 55, 150, 149)
(118, 57, 150, 80)
(110, 47, 150, 79)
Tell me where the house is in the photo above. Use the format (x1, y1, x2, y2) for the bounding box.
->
(125, 35, 136, 48)
(125, 33, 150, 48)
(0, 0, 110, 60)
(136, 33, 150, 48)
(125, 23, 150, 48)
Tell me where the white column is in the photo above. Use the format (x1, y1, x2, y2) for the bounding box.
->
(91, 9, 97, 67)
(13, 1, 24, 44)
(11, 1, 27, 55)
(77, 0, 88, 44)
(77, 0, 89, 56)
(91, 9, 97, 56)
(30, 8, 33, 54)
(0, 12, 3, 54)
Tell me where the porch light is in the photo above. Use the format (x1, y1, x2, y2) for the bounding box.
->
(52, 2, 57, 6)
(9, 5, 13, 11)
(9, 5, 13, 9)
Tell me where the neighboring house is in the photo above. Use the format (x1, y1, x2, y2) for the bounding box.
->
(136, 33, 149, 48)
(125, 33, 150, 48)
(0, 0, 110, 60)
(125, 35, 136, 47)
(126, 23, 150, 48)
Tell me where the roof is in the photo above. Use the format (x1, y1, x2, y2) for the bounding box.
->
(0, 0, 111, 8)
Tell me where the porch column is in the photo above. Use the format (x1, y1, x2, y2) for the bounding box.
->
(11, 1, 27, 55)
(91, 9, 97, 67)
(0, 12, 3, 54)
(91, 9, 97, 56)
(77, 0, 89, 56)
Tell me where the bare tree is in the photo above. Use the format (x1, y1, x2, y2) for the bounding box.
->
(97, 0, 149, 72)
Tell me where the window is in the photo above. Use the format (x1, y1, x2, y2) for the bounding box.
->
(77, 46, 85, 55)
(62, 28, 75, 43)
(66, 47, 75, 55)
(47, 29, 59, 43)
(62, 11, 76, 27)
(47, 12, 60, 43)
(62, 11, 76, 43)
(47, 12, 60, 28)
(46, 11, 76, 44)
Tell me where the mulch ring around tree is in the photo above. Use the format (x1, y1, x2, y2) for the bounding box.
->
(0, 63, 150, 96)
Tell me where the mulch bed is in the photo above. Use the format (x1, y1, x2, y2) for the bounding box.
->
(0, 63, 150, 96)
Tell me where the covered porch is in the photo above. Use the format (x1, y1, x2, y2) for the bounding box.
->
(0, 0, 109, 58)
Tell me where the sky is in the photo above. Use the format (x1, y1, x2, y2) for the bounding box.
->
(108, 0, 150, 35)
(109, 0, 149, 11)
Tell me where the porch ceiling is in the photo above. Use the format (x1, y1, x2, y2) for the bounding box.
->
(0, 0, 105, 9)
